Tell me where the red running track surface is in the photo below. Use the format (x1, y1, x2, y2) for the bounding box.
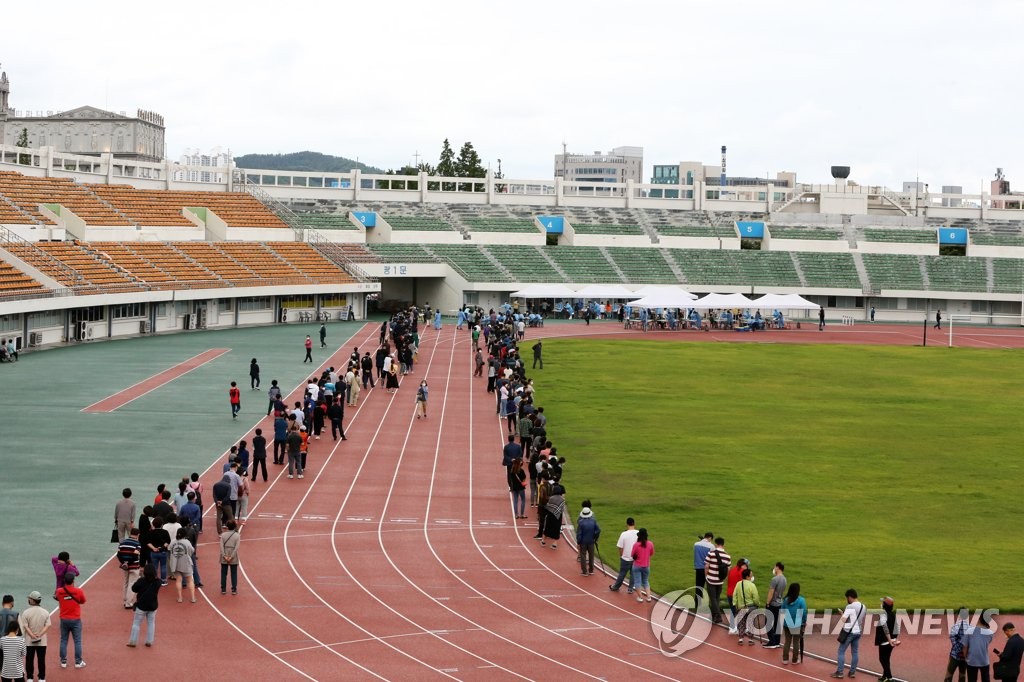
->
(77, 322, 985, 680)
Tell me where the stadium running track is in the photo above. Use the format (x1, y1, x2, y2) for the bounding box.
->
(76, 322, 1022, 681)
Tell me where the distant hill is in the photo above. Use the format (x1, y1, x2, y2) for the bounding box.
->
(234, 151, 384, 174)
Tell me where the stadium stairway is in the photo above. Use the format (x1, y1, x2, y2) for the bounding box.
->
(851, 253, 872, 293)
(598, 246, 630, 282)
(986, 258, 995, 291)
(662, 248, 687, 283)
(788, 251, 808, 287)
(917, 255, 931, 289)
(534, 247, 570, 281)
(480, 246, 515, 281)
(631, 209, 661, 244)
(436, 205, 471, 239)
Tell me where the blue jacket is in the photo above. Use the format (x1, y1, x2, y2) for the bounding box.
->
(274, 417, 288, 441)
(576, 517, 601, 545)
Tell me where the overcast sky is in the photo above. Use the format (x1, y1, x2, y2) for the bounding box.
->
(3, 0, 1021, 192)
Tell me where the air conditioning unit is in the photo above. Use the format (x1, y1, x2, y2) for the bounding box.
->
(28, 332, 42, 346)
(86, 325, 94, 339)
(196, 310, 207, 329)
(188, 313, 197, 329)
(140, 320, 151, 333)
(79, 322, 88, 340)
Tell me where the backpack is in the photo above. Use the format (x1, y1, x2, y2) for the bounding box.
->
(711, 549, 728, 584)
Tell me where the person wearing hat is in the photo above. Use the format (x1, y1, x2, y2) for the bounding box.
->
(576, 506, 601, 577)
(19, 591, 49, 681)
(875, 596, 901, 682)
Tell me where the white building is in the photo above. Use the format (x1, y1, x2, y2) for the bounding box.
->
(554, 146, 643, 186)
(174, 147, 233, 183)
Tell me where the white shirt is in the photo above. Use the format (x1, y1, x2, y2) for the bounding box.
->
(617, 529, 639, 561)
(382, 356, 393, 372)
(307, 383, 320, 401)
(841, 600, 866, 634)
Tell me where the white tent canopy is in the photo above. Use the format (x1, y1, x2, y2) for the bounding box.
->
(752, 293, 820, 310)
(510, 284, 577, 299)
(633, 284, 697, 299)
(690, 292, 755, 309)
(626, 288, 699, 309)
(575, 284, 635, 299)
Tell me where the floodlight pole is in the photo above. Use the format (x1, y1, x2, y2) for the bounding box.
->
(922, 317, 928, 347)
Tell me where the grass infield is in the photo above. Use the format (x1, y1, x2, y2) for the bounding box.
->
(544, 339, 1024, 611)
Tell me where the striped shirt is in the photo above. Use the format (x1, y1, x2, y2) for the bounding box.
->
(704, 548, 731, 586)
(0, 634, 26, 679)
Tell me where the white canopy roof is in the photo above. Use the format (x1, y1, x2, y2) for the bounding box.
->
(690, 292, 755, 309)
(752, 293, 820, 310)
(626, 287, 699, 309)
(633, 284, 696, 298)
(575, 283, 635, 299)
(510, 284, 577, 299)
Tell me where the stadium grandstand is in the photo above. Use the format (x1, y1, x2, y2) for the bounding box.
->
(0, 144, 1022, 352)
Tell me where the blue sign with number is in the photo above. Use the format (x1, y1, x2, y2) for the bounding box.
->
(737, 221, 765, 238)
(538, 216, 564, 234)
(939, 228, 967, 245)
(352, 212, 376, 228)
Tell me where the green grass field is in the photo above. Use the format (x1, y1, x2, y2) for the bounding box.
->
(545, 340, 1024, 611)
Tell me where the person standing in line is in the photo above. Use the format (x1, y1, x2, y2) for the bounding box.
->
(51, 552, 79, 596)
(328, 396, 347, 441)
(19, 591, 50, 682)
(726, 558, 749, 634)
(532, 340, 543, 369)
(608, 518, 639, 593)
(704, 537, 731, 626)
(115, 487, 136, 542)
(56, 573, 86, 669)
(117, 528, 142, 609)
(147, 517, 171, 585)
(818, 306, 826, 331)
(178, 493, 202, 537)
(415, 380, 428, 419)
(266, 379, 282, 416)
(935, 309, 943, 329)
(360, 351, 375, 389)
(540, 483, 565, 549)
(963, 615, 997, 682)
(474, 348, 485, 377)
(831, 588, 866, 679)
(236, 440, 250, 473)
(251, 428, 268, 482)
(875, 596, 901, 682)
(228, 381, 241, 419)
(994, 622, 1024, 682)
(167, 528, 196, 604)
(576, 507, 600, 577)
(385, 357, 400, 393)
(630, 528, 655, 602)
(433, 309, 442, 331)
(693, 532, 714, 595)
(127, 564, 160, 648)
(303, 335, 313, 363)
(763, 562, 787, 649)
(249, 358, 260, 390)
(0, 595, 18, 669)
(508, 458, 527, 521)
(273, 411, 288, 464)
(236, 474, 250, 525)
(733, 567, 760, 645)
(286, 424, 303, 479)
(781, 582, 806, 665)
(0, 620, 25, 682)
(219, 520, 241, 595)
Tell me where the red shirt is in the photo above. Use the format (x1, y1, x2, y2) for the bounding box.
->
(631, 540, 655, 568)
(229, 387, 240, 405)
(305, 338, 312, 349)
(57, 585, 86, 620)
(727, 565, 744, 597)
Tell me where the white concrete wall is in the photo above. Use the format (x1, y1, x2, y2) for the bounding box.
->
(769, 239, 850, 253)
(855, 242, 938, 255)
(467, 230, 545, 246)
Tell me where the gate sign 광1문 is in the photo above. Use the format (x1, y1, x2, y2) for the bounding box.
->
(939, 228, 968, 245)
(737, 221, 765, 238)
